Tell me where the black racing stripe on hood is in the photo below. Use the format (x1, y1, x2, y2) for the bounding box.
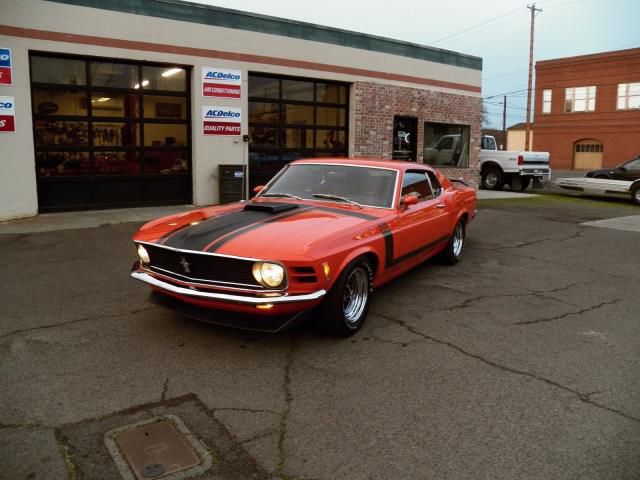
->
(162, 209, 274, 251)
(205, 206, 314, 252)
(310, 205, 378, 220)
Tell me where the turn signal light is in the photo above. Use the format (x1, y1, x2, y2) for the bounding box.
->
(256, 304, 274, 310)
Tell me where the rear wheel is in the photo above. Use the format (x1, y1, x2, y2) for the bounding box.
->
(482, 167, 503, 190)
(518, 177, 531, 191)
(441, 219, 466, 265)
(317, 257, 373, 337)
(631, 183, 640, 206)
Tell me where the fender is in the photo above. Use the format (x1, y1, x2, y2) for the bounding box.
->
(480, 159, 502, 173)
(331, 245, 381, 290)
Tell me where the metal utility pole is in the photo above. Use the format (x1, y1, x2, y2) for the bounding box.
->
(524, 3, 542, 151)
(502, 95, 507, 150)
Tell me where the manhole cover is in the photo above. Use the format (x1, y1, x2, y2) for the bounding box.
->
(105, 416, 210, 480)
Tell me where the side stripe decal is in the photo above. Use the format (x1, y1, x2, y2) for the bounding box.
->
(379, 223, 449, 269)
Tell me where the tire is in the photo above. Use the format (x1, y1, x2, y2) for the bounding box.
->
(481, 167, 503, 191)
(441, 219, 466, 265)
(518, 177, 531, 191)
(317, 257, 373, 337)
(631, 183, 640, 206)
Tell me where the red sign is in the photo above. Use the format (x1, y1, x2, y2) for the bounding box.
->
(203, 121, 241, 136)
(202, 82, 241, 98)
(0, 67, 11, 85)
(0, 96, 15, 133)
(0, 48, 11, 86)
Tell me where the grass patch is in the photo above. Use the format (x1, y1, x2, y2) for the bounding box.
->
(478, 192, 637, 209)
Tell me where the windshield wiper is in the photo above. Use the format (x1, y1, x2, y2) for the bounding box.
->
(312, 193, 363, 209)
(261, 192, 303, 200)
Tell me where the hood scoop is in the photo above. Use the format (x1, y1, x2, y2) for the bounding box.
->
(243, 202, 299, 213)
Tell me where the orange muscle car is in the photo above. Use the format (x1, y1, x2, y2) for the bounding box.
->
(131, 159, 477, 336)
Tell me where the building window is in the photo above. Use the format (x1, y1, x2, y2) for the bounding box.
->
(392, 117, 417, 161)
(575, 143, 603, 153)
(542, 89, 552, 114)
(30, 53, 191, 210)
(423, 123, 470, 168)
(564, 86, 596, 112)
(248, 74, 349, 190)
(617, 82, 640, 110)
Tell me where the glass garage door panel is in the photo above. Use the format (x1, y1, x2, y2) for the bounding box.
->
(30, 53, 192, 212)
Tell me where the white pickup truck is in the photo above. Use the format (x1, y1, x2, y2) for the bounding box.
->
(478, 135, 551, 191)
(424, 134, 551, 190)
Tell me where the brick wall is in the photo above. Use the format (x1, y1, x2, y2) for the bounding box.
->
(351, 81, 482, 187)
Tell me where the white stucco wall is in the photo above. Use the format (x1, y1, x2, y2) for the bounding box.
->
(0, 0, 481, 220)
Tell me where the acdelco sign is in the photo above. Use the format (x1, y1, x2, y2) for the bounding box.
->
(202, 67, 241, 98)
(0, 48, 12, 85)
(0, 95, 16, 133)
(202, 106, 241, 136)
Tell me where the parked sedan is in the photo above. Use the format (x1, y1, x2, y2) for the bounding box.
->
(130, 159, 477, 336)
(585, 156, 640, 181)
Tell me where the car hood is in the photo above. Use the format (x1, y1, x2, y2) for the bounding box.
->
(134, 201, 382, 260)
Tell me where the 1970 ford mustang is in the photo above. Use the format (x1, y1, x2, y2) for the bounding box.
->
(131, 159, 477, 336)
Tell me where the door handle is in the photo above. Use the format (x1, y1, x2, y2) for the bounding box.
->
(436, 203, 446, 209)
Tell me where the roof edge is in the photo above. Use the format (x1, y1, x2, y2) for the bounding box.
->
(536, 47, 640, 68)
(45, 0, 482, 71)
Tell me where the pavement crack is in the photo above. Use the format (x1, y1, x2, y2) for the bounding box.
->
(239, 429, 278, 445)
(513, 299, 621, 326)
(374, 311, 640, 425)
(213, 407, 280, 416)
(0, 421, 55, 431)
(0, 306, 155, 340)
(160, 377, 169, 402)
(277, 333, 296, 477)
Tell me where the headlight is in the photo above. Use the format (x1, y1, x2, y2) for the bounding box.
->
(137, 244, 150, 264)
(252, 262, 285, 288)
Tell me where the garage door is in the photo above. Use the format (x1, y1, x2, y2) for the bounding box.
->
(574, 140, 603, 170)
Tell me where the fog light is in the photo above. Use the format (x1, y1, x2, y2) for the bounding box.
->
(252, 262, 285, 288)
(137, 244, 150, 264)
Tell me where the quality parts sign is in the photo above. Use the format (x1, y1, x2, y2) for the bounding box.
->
(0, 96, 15, 133)
(202, 67, 241, 98)
(202, 106, 242, 136)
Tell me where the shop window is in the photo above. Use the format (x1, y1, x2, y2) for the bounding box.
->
(93, 122, 139, 147)
(143, 95, 186, 120)
(393, 117, 417, 161)
(143, 124, 188, 147)
(283, 104, 314, 125)
(317, 83, 347, 104)
(141, 150, 188, 175)
(32, 89, 87, 116)
(36, 151, 90, 176)
(423, 122, 470, 168)
(91, 93, 139, 117)
(249, 102, 279, 123)
(90, 62, 138, 89)
(35, 120, 89, 146)
(282, 79, 314, 101)
(248, 76, 280, 98)
(94, 152, 141, 175)
(281, 128, 314, 149)
(249, 126, 278, 148)
(31, 56, 86, 85)
(141, 66, 187, 92)
(317, 107, 346, 127)
(316, 129, 345, 151)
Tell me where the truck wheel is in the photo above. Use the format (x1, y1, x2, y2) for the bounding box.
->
(631, 183, 640, 206)
(317, 257, 373, 337)
(481, 167, 503, 190)
(519, 177, 531, 191)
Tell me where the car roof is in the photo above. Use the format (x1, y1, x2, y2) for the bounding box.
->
(291, 158, 432, 172)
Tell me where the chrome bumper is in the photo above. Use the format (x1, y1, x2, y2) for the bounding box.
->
(131, 271, 326, 305)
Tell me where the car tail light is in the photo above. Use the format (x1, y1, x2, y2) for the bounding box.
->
(517, 154, 524, 165)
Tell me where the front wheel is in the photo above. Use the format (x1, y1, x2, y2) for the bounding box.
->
(317, 257, 373, 337)
(441, 219, 466, 265)
(481, 167, 503, 190)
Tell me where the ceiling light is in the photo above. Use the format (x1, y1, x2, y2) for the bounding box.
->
(161, 68, 182, 77)
(97, 97, 111, 102)
(141, 80, 149, 87)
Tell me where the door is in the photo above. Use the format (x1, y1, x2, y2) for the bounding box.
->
(392, 117, 417, 161)
(615, 158, 640, 180)
(392, 170, 450, 265)
(573, 140, 603, 170)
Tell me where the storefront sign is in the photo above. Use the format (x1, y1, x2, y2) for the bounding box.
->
(202, 67, 241, 98)
(202, 106, 242, 136)
(0, 96, 16, 133)
(0, 48, 12, 85)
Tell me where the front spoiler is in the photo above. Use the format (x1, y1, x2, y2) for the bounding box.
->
(130, 270, 326, 305)
(149, 291, 310, 333)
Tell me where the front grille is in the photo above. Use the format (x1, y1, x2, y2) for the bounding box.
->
(143, 243, 262, 288)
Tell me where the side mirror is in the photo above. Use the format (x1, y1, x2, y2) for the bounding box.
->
(253, 185, 265, 194)
(401, 195, 419, 207)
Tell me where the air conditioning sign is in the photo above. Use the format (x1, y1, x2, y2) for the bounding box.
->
(202, 67, 241, 98)
(202, 106, 241, 136)
(0, 48, 12, 85)
(0, 96, 15, 133)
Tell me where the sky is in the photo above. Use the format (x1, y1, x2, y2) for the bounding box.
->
(186, 0, 639, 129)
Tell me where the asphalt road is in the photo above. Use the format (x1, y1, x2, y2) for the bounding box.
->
(1, 196, 639, 479)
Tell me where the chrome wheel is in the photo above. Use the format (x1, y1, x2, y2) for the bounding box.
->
(342, 267, 369, 325)
(635, 190, 640, 203)
(484, 172, 499, 188)
(452, 222, 464, 258)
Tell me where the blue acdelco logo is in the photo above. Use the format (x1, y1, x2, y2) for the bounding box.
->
(205, 109, 240, 118)
(205, 71, 240, 81)
(0, 101, 13, 109)
(0, 49, 11, 67)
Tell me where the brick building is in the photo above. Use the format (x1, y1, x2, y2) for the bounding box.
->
(0, 0, 481, 220)
(533, 48, 640, 170)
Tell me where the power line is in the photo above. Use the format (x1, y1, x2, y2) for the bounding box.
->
(436, 12, 529, 46)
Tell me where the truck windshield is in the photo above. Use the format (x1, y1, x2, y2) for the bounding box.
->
(260, 164, 397, 208)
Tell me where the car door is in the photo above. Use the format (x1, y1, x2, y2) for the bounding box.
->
(391, 170, 451, 265)
(621, 158, 640, 181)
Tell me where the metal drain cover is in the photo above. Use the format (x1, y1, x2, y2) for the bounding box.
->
(105, 416, 208, 480)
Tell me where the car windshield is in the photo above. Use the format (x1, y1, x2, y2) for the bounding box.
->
(260, 164, 398, 208)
